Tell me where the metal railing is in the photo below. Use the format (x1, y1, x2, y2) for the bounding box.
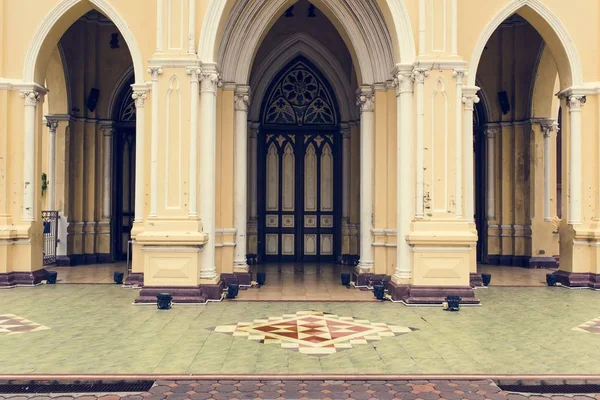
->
(42, 211, 59, 266)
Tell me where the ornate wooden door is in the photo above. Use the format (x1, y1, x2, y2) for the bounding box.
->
(262, 132, 336, 262)
(259, 57, 340, 263)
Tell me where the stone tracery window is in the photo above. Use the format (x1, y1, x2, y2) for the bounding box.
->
(263, 60, 336, 126)
(117, 87, 136, 122)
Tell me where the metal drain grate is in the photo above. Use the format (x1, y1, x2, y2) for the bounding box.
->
(499, 384, 600, 394)
(0, 381, 155, 394)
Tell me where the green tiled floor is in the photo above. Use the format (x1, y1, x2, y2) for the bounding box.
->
(0, 285, 599, 374)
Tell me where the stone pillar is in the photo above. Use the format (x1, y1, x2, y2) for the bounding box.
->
(248, 122, 259, 255)
(413, 68, 429, 219)
(453, 70, 465, 218)
(485, 127, 497, 220)
(541, 120, 556, 222)
(148, 67, 163, 218)
(199, 64, 221, 280)
(186, 67, 201, 218)
(341, 123, 351, 256)
(100, 124, 114, 220)
(46, 118, 59, 211)
(233, 86, 250, 272)
(394, 70, 414, 281)
(567, 95, 585, 225)
(462, 89, 480, 223)
(132, 87, 147, 226)
(356, 87, 375, 273)
(20, 90, 41, 222)
(529, 119, 558, 268)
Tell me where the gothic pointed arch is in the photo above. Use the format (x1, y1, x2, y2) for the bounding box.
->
(261, 57, 339, 127)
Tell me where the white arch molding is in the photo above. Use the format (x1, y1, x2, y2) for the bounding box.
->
(467, 0, 583, 88)
(248, 33, 357, 122)
(107, 65, 135, 120)
(24, 0, 145, 85)
(200, 0, 416, 84)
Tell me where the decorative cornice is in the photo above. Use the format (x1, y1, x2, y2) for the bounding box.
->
(462, 86, 480, 111)
(100, 124, 116, 136)
(340, 123, 351, 139)
(148, 58, 201, 68)
(452, 69, 466, 83)
(248, 122, 260, 139)
(414, 60, 468, 71)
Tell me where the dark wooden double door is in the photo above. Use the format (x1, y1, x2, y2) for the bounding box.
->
(112, 127, 135, 261)
(259, 130, 339, 263)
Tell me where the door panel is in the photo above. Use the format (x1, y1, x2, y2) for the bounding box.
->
(261, 131, 336, 262)
(113, 128, 135, 261)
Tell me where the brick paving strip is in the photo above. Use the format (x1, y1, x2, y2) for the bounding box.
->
(0, 379, 600, 400)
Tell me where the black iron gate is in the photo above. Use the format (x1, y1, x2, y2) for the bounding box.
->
(42, 211, 58, 266)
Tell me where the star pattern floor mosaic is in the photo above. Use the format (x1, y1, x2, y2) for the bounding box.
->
(0, 314, 49, 335)
(573, 316, 600, 334)
(211, 311, 416, 356)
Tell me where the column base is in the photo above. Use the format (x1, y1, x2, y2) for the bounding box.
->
(220, 272, 252, 286)
(56, 253, 112, 266)
(470, 273, 483, 287)
(386, 281, 480, 305)
(0, 269, 48, 288)
(352, 272, 389, 287)
(552, 270, 600, 289)
(124, 272, 144, 287)
(528, 256, 559, 268)
(135, 286, 208, 304)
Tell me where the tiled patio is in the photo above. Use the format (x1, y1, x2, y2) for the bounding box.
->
(0, 284, 599, 375)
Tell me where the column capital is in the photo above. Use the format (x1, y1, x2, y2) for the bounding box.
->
(356, 87, 375, 112)
(234, 87, 251, 112)
(45, 118, 59, 133)
(462, 93, 480, 111)
(200, 67, 222, 93)
(568, 95, 586, 110)
(132, 90, 148, 108)
(249, 122, 260, 139)
(412, 68, 430, 84)
(484, 126, 498, 139)
(20, 90, 41, 106)
(100, 124, 116, 137)
(147, 67, 163, 81)
(393, 71, 414, 96)
(452, 69, 466, 82)
(186, 67, 202, 82)
(539, 119, 558, 137)
(340, 122, 351, 139)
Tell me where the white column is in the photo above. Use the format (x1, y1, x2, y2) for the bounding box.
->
(341, 123, 351, 225)
(188, 0, 196, 54)
(186, 67, 201, 217)
(462, 88, 480, 223)
(20, 90, 40, 221)
(357, 87, 375, 272)
(199, 64, 221, 279)
(567, 95, 585, 225)
(453, 70, 464, 218)
(100, 124, 114, 219)
(450, 0, 458, 56)
(156, 0, 164, 53)
(148, 67, 163, 217)
(46, 118, 59, 211)
(395, 69, 414, 280)
(485, 127, 498, 220)
(418, 0, 426, 55)
(249, 123, 259, 223)
(132, 87, 147, 223)
(233, 86, 250, 270)
(413, 68, 428, 219)
(540, 120, 556, 222)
